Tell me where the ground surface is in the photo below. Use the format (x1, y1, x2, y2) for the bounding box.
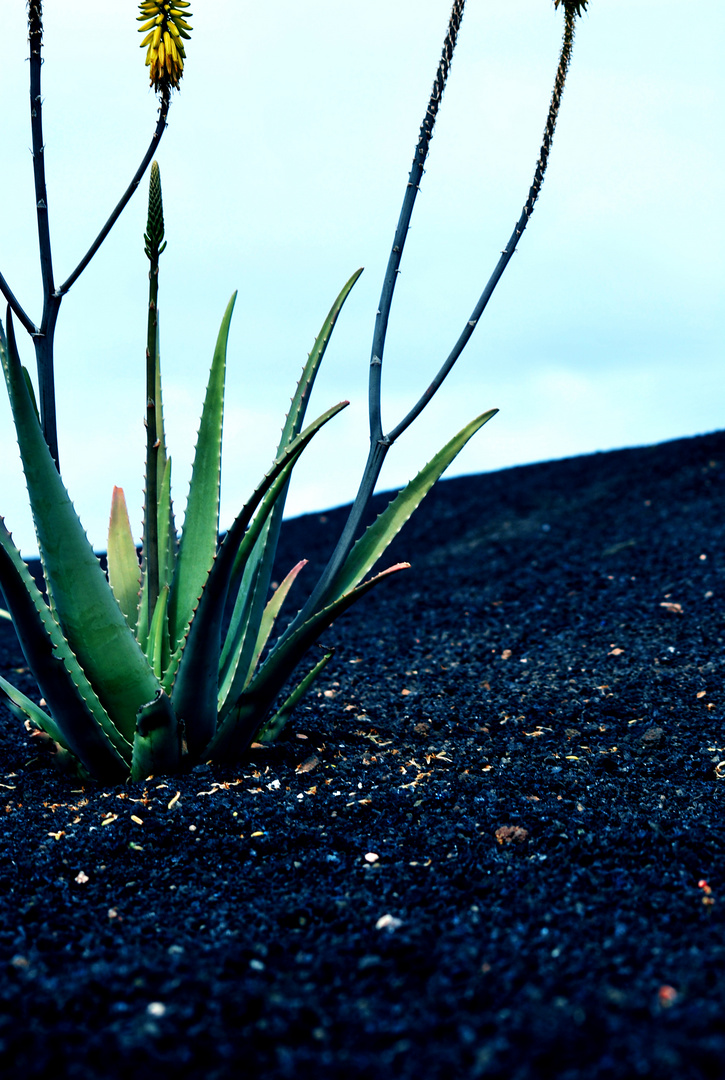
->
(0, 430, 724, 1079)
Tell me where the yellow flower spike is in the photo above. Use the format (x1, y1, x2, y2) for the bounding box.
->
(138, 0, 193, 92)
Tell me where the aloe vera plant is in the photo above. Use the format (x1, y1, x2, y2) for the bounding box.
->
(0, 1, 587, 781)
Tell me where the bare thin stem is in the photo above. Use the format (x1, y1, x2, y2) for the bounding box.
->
(27, 0, 61, 465)
(387, 5, 577, 446)
(29, 1, 54, 302)
(368, 0, 466, 443)
(35, 86, 169, 466)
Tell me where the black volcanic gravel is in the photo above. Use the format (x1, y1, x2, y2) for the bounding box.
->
(0, 430, 724, 1079)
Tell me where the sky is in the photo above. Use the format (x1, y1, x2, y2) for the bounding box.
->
(0, 1, 723, 556)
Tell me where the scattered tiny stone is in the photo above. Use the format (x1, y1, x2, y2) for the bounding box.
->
(657, 985, 678, 1008)
(639, 726, 664, 748)
(495, 825, 529, 846)
(296, 756, 320, 775)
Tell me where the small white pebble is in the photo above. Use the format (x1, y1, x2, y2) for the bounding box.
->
(375, 914, 403, 932)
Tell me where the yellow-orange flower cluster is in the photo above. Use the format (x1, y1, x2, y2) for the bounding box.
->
(138, 1, 193, 92)
(553, 0, 589, 15)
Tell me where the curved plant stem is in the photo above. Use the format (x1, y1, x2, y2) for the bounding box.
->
(0, 273, 36, 337)
(36, 74, 169, 464)
(58, 88, 171, 298)
(5, 4, 172, 468)
(291, 3, 579, 628)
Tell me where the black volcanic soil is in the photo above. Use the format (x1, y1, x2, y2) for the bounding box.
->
(0, 430, 724, 1079)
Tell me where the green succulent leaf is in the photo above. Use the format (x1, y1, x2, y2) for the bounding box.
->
(0, 673, 67, 748)
(244, 559, 308, 688)
(218, 558, 307, 715)
(0, 312, 162, 743)
(172, 400, 348, 757)
(157, 456, 174, 591)
(325, 409, 498, 602)
(131, 689, 182, 781)
(219, 270, 362, 711)
(168, 293, 236, 651)
(147, 584, 171, 679)
(0, 516, 131, 780)
(256, 644, 334, 745)
(278, 269, 363, 454)
(107, 486, 142, 632)
(21, 366, 40, 422)
(207, 561, 409, 762)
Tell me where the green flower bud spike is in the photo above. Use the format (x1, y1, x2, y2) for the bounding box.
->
(138, 1, 193, 91)
(144, 160, 166, 262)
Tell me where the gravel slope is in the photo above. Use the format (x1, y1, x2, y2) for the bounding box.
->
(0, 430, 723, 1079)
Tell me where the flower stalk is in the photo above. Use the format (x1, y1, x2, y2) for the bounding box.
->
(143, 162, 168, 620)
(0, 2, 182, 468)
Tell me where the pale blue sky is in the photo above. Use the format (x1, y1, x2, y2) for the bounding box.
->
(1, 1, 723, 555)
